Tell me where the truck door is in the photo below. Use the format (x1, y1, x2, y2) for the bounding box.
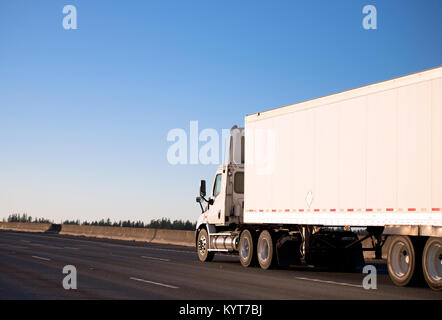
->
(207, 171, 226, 225)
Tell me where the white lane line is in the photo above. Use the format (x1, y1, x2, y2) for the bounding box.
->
(31, 255, 51, 261)
(141, 256, 170, 262)
(4, 245, 28, 249)
(129, 277, 179, 289)
(295, 277, 363, 288)
(29, 243, 61, 249)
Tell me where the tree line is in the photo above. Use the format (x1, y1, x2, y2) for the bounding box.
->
(3, 214, 196, 231)
(5, 213, 52, 224)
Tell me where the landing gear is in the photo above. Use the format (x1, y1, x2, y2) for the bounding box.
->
(305, 229, 365, 272)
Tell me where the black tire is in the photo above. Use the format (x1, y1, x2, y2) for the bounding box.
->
(239, 229, 257, 267)
(387, 235, 423, 287)
(257, 230, 276, 270)
(422, 237, 442, 291)
(197, 229, 214, 262)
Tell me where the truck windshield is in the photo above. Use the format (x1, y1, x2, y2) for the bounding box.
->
(213, 174, 222, 197)
(234, 172, 244, 194)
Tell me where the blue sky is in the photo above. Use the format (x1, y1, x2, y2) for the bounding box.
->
(1, 0, 441, 223)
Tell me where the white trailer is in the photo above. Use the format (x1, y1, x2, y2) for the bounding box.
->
(195, 67, 442, 291)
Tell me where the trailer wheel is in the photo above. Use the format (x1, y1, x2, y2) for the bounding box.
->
(257, 230, 275, 270)
(239, 229, 257, 267)
(422, 237, 442, 291)
(197, 229, 214, 262)
(387, 235, 423, 287)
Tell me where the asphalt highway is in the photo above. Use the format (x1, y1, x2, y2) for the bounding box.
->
(0, 230, 440, 299)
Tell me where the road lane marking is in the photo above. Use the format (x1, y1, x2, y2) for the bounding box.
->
(129, 277, 179, 289)
(29, 243, 61, 249)
(141, 256, 171, 262)
(31, 255, 51, 261)
(3, 245, 28, 249)
(295, 277, 363, 288)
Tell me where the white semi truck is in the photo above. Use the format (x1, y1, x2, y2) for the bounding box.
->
(195, 67, 442, 291)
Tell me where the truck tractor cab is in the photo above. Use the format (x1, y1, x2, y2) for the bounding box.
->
(195, 126, 244, 261)
(196, 163, 244, 227)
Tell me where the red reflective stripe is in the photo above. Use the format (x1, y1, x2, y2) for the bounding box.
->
(251, 207, 437, 213)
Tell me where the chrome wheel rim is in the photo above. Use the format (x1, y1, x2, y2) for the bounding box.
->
(391, 241, 411, 278)
(259, 238, 270, 262)
(198, 234, 207, 255)
(240, 237, 250, 260)
(425, 241, 442, 282)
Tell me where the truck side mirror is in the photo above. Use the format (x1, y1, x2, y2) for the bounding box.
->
(200, 180, 206, 197)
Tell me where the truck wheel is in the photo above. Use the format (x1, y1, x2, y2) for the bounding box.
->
(422, 237, 442, 291)
(257, 230, 275, 270)
(387, 235, 423, 287)
(197, 229, 214, 262)
(239, 229, 257, 267)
